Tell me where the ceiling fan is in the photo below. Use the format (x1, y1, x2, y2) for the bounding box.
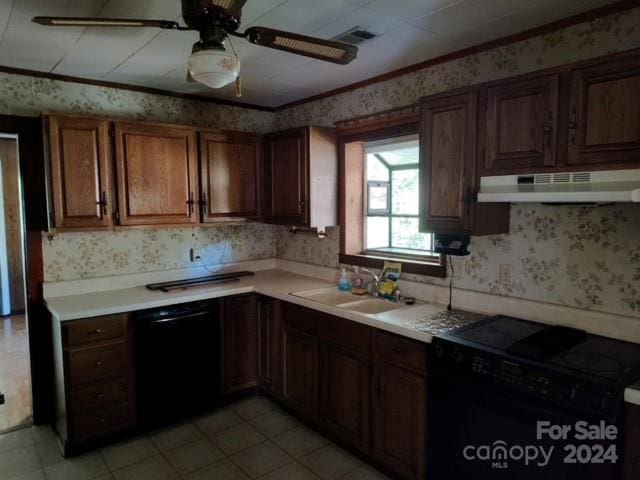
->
(32, 0, 358, 91)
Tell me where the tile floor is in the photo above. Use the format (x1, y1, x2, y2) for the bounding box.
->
(0, 395, 391, 480)
(0, 314, 33, 433)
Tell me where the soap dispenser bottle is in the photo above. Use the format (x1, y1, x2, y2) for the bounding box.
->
(338, 267, 352, 292)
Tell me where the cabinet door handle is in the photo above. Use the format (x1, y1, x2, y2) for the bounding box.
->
(186, 193, 195, 215)
(568, 107, 577, 146)
(96, 191, 108, 217)
(543, 125, 553, 148)
(299, 200, 305, 207)
(200, 192, 207, 217)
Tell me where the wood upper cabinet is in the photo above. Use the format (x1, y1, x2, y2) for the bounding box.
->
(569, 56, 640, 165)
(484, 75, 559, 171)
(47, 115, 114, 229)
(199, 131, 261, 222)
(114, 122, 199, 226)
(372, 361, 427, 480)
(419, 92, 477, 234)
(264, 126, 337, 229)
(264, 127, 309, 225)
(221, 295, 258, 394)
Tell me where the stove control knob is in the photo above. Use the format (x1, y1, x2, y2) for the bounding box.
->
(564, 385, 578, 400)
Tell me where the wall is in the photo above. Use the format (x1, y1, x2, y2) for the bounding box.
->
(274, 6, 640, 320)
(0, 71, 277, 283)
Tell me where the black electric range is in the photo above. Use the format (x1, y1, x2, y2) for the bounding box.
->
(427, 315, 640, 479)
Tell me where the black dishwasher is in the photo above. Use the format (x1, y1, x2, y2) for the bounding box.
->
(135, 300, 220, 427)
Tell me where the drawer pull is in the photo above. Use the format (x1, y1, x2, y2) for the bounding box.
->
(99, 418, 106, 424)
(97, 393, 105, 400)
(95, 361, 103, 367)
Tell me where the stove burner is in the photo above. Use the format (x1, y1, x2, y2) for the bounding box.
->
(559, 351, 624, 374)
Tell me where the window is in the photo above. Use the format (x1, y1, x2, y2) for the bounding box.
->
(363, 136, 435, 258)
(339, 122, 445, 278)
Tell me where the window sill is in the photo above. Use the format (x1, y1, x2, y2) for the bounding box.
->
(338, 253, 447, 278)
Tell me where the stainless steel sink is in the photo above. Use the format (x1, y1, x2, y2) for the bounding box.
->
(291, 287, 408, 316)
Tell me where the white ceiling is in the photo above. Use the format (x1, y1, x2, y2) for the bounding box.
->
(0, 0, 618, 108)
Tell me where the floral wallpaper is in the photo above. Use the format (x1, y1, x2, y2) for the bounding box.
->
(276, 205, 640, 319)
(0, 72, 274, 132)
(275, 7, 640, 320)
(275, 7, 640, 129)
(0, 66, 276, 284)
(43, 223, 275, 282)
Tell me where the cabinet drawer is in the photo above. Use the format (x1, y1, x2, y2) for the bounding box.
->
(374, 331, 428, 374)
(63, 315, 126, 347)
(282, 302, 318, 335)
(67, 342, 128, 387)
(317, 314, 371, 353)
(72, 402, 135, 440)
(70, 378, 130, 414)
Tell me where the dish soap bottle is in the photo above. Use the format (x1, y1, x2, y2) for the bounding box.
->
(351, 266, 364, 289)
(338, 267, 352, 292)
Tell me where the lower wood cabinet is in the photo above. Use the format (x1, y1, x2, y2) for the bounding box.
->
(257, 296, 281, 395)
(282, 325, 319, 418)
(53, 313, 136, 449)
(221, 295, 258, 394)
(372, 361, 427, 479)
(320, 342, 371, 452)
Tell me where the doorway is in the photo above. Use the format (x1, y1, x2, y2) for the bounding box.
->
(0, 135, 31, 433)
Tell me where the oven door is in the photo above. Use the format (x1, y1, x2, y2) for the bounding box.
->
(427, 369, 623, 480)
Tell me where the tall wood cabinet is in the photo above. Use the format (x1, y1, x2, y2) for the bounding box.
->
(264, 126, 337, 230)
(419, 92, 478, 234)
(114, 122, 199, 226)
(484, 75, 559, 170)
(47, 116, 114, 228)
(569, 56, 640, 165)
(199, 131, 261, 222)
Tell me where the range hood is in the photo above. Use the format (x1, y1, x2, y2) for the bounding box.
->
(478, 169, 640, 203)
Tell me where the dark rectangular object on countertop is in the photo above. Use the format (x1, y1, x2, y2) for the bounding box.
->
(146, 271, 254, 292)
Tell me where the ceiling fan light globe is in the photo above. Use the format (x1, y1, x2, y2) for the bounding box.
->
(187, 48, 239, 88)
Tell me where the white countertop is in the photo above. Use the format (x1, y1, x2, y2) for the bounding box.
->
(43, 268, 640, 406)
(44, 269, 466, 344)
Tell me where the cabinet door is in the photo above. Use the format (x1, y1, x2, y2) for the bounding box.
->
(47, 116, 113, 228)
(372, 362, 427, 480)
(282, 326, 318, 418)
(221, 295, 257, 394)
(569, 57, 640, 165)
(264, 128, 309, 226)
(320, 343, 370, 452)
(419, 92, 477, 234)
(257, 296, 280, 395)
(115, 122, 198, 225)
(200, 131, 261, 222)
(484, 75, 559, 171)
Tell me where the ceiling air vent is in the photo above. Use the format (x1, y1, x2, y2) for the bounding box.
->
(332, 27, 377, 45)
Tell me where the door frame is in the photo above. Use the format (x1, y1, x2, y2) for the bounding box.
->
(0, 114, 49, 425)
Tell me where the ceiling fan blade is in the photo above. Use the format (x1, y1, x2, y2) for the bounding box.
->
(244, 26, 357, 65)
(32, 17, 183, 29)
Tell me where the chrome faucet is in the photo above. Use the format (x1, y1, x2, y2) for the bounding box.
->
(359, 268, 380, 296)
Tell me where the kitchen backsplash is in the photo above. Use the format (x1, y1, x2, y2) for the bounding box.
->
(277, 205, 640, 319)
(43, 224, 276, 282)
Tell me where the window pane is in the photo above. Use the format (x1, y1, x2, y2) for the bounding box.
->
(366, 154, 389, 181)
(391, 169, 419, 215)
(377, 146, 419, 166)
(366, 217, 389, 249)
(368, 183, 389, 213)
(391, 217, 433, 251)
